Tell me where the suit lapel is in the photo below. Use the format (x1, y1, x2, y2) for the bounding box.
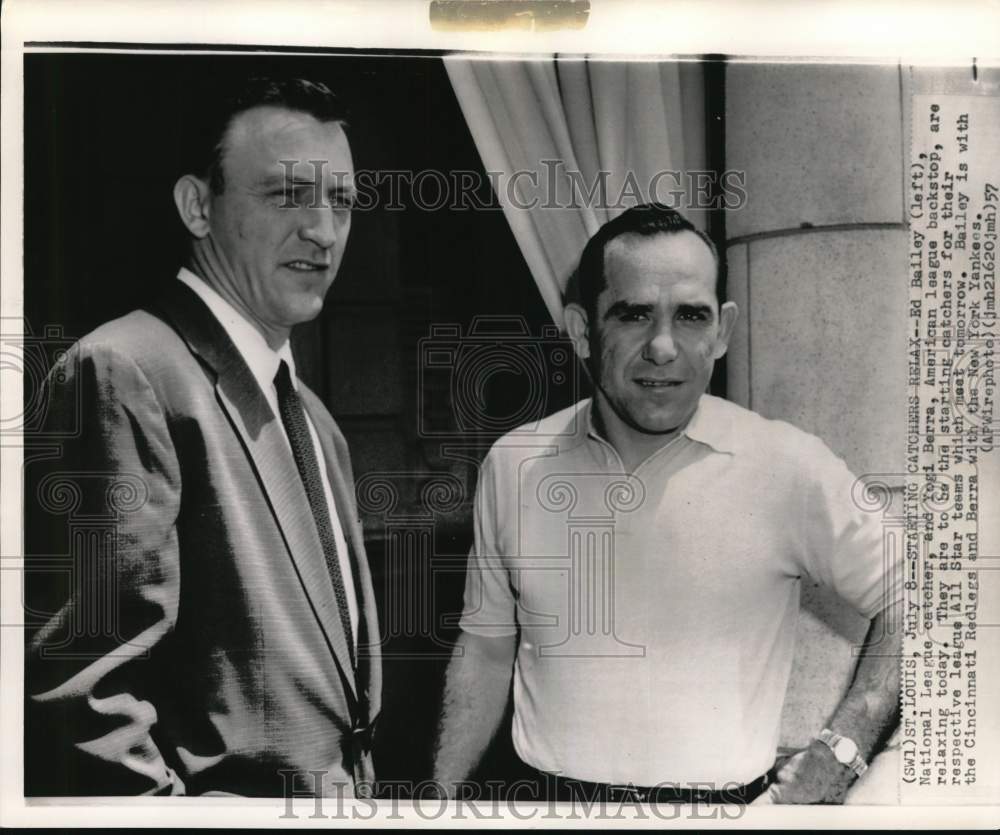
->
(302, 392, 382, 723)
(152, 282, 358, 702)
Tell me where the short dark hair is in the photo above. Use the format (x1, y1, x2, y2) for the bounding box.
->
(183, 76, 349, 193)
(566, 203, 720, 321)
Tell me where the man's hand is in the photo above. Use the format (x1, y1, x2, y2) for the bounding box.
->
(752, 742, 854, 805)
(753, 609, 901, 805)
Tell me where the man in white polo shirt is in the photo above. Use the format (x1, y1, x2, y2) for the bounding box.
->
(432, 203, 901, 805)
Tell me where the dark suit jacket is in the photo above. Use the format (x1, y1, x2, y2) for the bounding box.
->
(24, 281, 381, 797)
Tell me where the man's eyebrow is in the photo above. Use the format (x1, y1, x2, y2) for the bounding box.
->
(603, 300, 652, 321)
(254, 175, 356, 195)
(677, 303, 715, 316)
(255, 174, 313, 188)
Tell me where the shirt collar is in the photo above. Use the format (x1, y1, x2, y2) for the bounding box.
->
(581, 393, 736, 456)
(681, 394, 736, 454)
(177, 268, 297, 393)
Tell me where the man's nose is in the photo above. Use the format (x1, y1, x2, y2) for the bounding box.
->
(299, 205, 340, 249)
(643, 322, 678, 364)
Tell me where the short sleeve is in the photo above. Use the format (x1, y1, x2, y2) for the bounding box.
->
(797, 436, 904, 620)
(458, 449, 518, 637)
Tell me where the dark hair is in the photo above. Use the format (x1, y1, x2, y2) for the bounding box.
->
(566, 203, 720, 320)
(182, 76, 349, 193)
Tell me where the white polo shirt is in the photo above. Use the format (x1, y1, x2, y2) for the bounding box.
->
(177, 268, 359, 643)
(460, 394, 900, 787)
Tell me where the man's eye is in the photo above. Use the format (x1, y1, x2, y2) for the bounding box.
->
(329, 194, 356, 210)
(677, 311, 708, 322)
(271, 188, 313, 207)
(619, 312, 648, 323)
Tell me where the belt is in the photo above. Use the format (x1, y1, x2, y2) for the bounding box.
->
(532, 765, 775, 805)
(349, 713, 379, 798)
(350, 711, 379, 754)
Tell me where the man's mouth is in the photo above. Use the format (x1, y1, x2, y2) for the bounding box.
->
(283, 260, 330, 272)
(635, 378, 684, 388)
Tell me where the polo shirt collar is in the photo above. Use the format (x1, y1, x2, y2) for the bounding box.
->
(581, 393, 736, 455)
(681, 394, 737, 454)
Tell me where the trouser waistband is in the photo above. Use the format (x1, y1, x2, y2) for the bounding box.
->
(521, 761, 775, 805)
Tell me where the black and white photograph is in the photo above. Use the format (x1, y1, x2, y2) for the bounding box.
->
(1, 0, 998, 827)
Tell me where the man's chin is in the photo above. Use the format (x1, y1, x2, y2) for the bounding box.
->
(283, 297, 327, 326)
(627, 404, 696, 436)
(595, 388, 697, 440)
(632, 419, 683, 436)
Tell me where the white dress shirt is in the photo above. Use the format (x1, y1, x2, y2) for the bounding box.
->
(178, 268, 359, 644)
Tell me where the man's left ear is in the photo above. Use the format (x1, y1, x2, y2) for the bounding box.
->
(563, 302, 591, 361)
(711, 301, 739, 360)
(173, 174, 213, 239)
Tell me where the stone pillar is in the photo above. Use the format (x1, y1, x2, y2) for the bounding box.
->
(724, 62, 909, 755)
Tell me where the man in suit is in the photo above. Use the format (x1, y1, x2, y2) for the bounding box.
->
(24, 76, 380, 798)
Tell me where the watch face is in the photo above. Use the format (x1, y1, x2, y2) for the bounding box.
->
(833, 737, 859, 763)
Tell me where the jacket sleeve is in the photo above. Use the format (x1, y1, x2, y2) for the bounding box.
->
(24, 340, 185, 796)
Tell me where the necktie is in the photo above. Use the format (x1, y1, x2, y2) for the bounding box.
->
(274, 360, 356, 670)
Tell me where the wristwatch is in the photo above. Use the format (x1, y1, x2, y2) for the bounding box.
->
(817, 729, 868, 778)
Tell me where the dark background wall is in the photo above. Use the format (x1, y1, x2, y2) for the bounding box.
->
(23, 50, 585, 782)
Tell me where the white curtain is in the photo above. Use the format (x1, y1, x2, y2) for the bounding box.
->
(444, 55, 707, 328)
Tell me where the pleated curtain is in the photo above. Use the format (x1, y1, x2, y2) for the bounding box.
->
(444, 55, 707, 328)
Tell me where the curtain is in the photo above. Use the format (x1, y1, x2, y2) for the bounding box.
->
(444, 55, 706, 328)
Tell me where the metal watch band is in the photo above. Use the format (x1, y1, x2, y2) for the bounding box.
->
(817, 728, 869, 778)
